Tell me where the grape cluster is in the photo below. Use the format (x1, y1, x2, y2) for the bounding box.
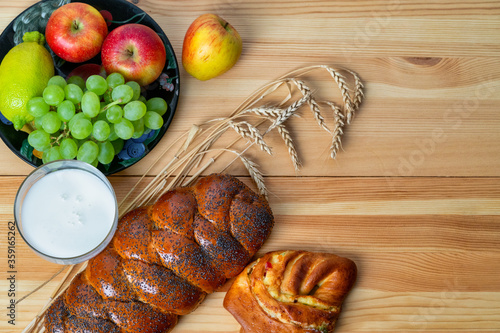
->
(26, 73, 168, 166)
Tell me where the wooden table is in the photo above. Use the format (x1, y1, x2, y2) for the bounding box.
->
(1, 0, 499, 332)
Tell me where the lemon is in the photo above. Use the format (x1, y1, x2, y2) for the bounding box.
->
(0, 31, 54, 130)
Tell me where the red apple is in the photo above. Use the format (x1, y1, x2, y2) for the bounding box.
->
(182, 14, 242, 81)
(101, 24, 166, 86)
(46, 2, 108, 63)
(67, 63, 106, 81)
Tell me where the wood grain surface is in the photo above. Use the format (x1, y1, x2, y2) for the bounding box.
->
(1, 0, 499, 332)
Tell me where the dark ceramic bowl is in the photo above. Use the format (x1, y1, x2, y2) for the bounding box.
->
(0, 0, 179, 175)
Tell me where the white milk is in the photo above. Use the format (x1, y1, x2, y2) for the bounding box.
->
(21, 168, 116, 258)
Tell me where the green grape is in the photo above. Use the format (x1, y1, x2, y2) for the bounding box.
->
(64, 83, 84, 105)
(33, 116, 44, 130)
(108, 124, 118, 141)
(28, 129, 51, 151)
(132, 130, 144, 139)
(27, 97, 50, 118)
(123, 101, 146, 121)
(125, 81, 141, 101)
(97, 141, 115, 164)
(132, 118, 144, 139)
(43, 84, 65, 106)
(90, 158, 99, 167)
(74, 139, 84, 148)
(42, 149, 51, 164)
(106, 72, 125, 89)
(68, 112, 89, 129)
(42, 112, 62, 134)
(103, 90, 113, 104)
(111, 84, 134, 104)
(114, 118, 134, 140)
(146, 97, 168, 116)
(138, 95, 147, 103)
(67, 75, 85, 90)
(57, 100, 76, 122)
(95, 110, 108, 122)
(70, 118, 93, 140)
(47, 75, 67, 89)
(77, 141, 99, 164)
(106, 105, 123, 124)
(144, 111, 164, 130)
(44, 146, 61, 163)
(81, 91, 101, 118)
(111, 138, 124, 155)
(59, 138, 78, 159)
(86, 75, 108, 96)
(133, 117, 144, 129)
(93, 120, 111, 141)
(42, 152, 49, 164)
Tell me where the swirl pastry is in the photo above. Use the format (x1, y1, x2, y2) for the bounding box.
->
(44, 173, 274, 333)
(223, 250, 357, 333)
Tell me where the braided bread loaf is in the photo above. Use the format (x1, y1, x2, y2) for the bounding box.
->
(44, 173, 274, 333)
(223, 250, 357, 333)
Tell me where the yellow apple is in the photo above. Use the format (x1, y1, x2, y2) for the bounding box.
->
(182, 14, 242, 81)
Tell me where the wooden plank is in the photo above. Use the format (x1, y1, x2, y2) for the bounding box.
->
(0, 1, 500, 177)
(0, 176, 499, 331)
(2, 55, 500, 177)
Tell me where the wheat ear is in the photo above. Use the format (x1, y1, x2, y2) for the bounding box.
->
(228, 120, 272, 155)
(346, 69, 365, 112)
(320, 65, 356, 124)
(290, 79, 330, 133)
(277, 124, 301, 171)
(324, 101, 346, 159)
(238, 154, 268, 198)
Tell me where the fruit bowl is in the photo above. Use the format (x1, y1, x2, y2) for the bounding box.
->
(0, 0, 179, 175)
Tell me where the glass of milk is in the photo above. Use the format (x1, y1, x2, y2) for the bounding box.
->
(14, 160, 118, 265)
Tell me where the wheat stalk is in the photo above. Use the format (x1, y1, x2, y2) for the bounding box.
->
(277, 124, 301, 171)
(346, 69, 365, 112)
(269, 93, 308, 129)
(238, 154, 268, 198)
(321, 65, 356, 124)
(228, 120, 273, 155)
(242, 105, 284, 118)
(324, 101, 346, 159)
(290, 79, 330, 133)
(23, 64, 364, 332)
